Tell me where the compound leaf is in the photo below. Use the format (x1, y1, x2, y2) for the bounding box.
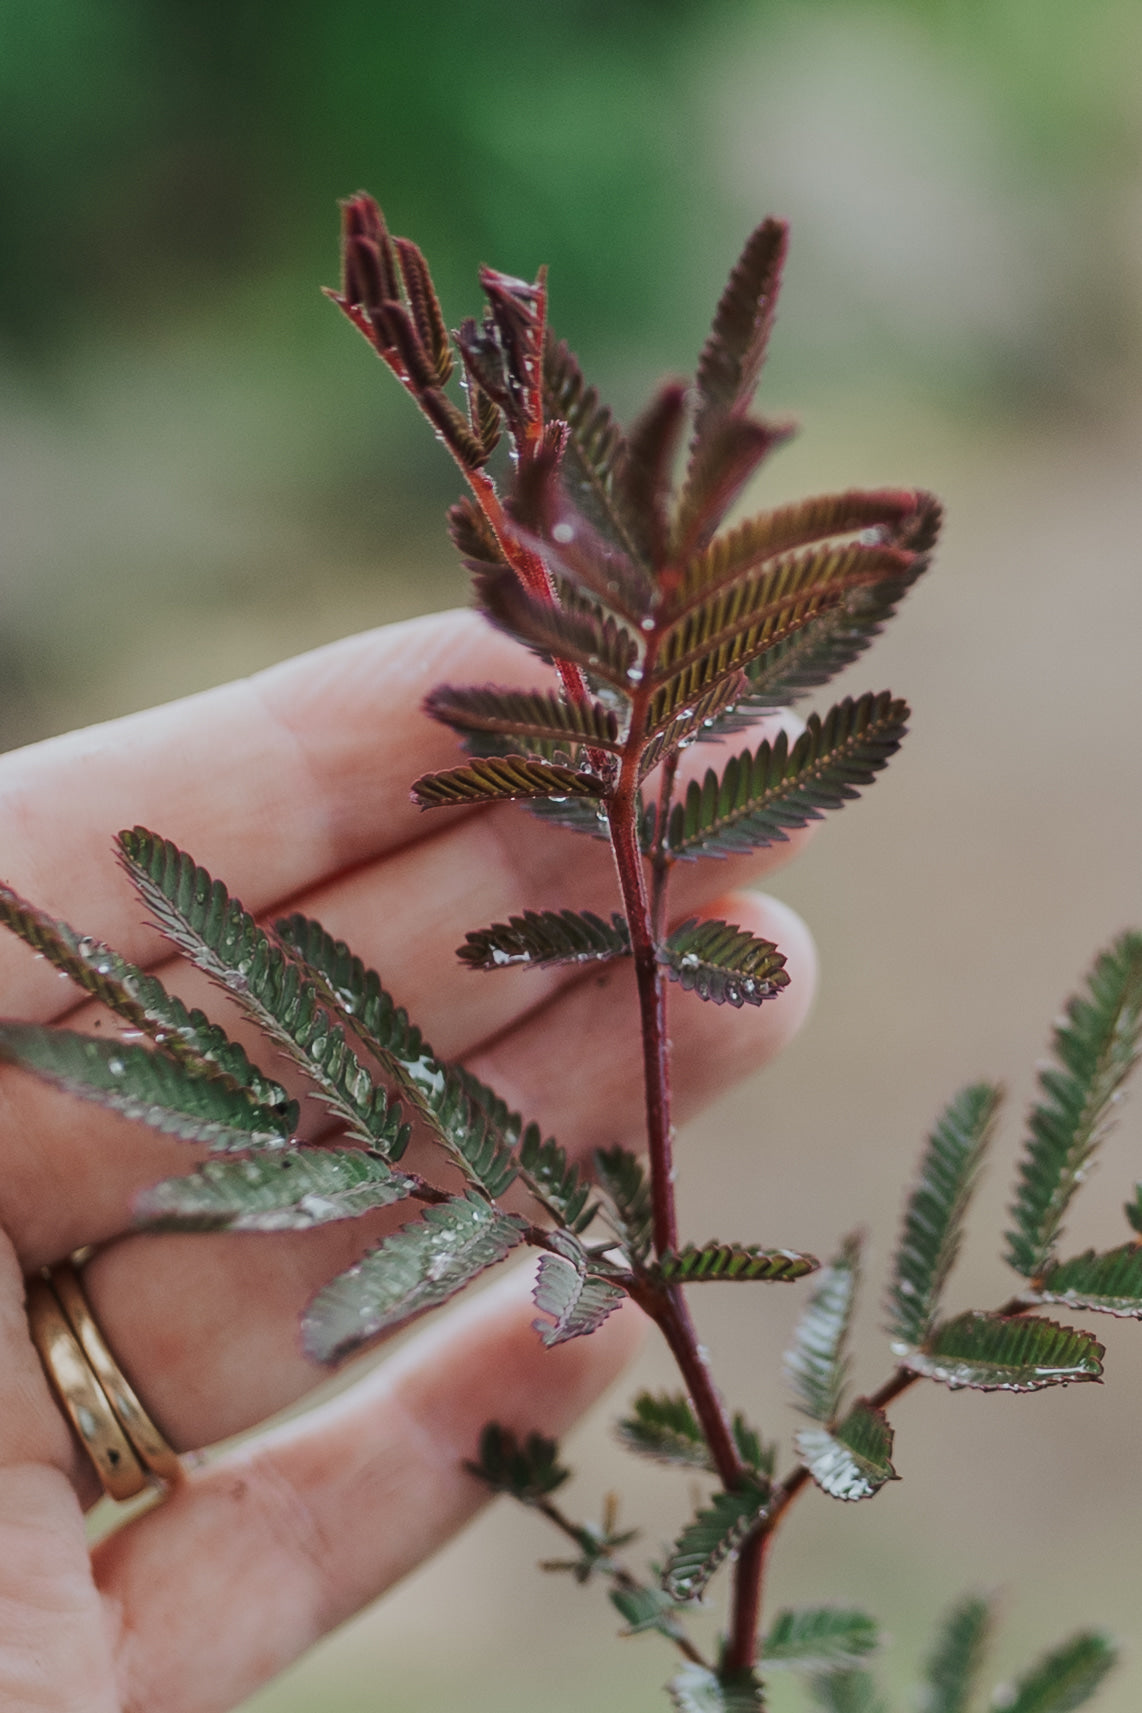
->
(691, 219, 786, 436)
(0, 1023, 291, 1151)
(666, 693, 908, 861)
(424, 683, 623, 757)
(887, 1083, 1003, 1348)
(594, 1145, 653, 1262)
(610, 1581, 690, 1642)
(921, 1594, 994, 1713)
(761, 1608, 880, 1674)
(1027, 1244, 1142, 1318)
(785, 1234, 861, 1423)
(668, 1663, 766, 1712)
(466, 1421, 570, 1500)
(532, 1249, 626, 1346)
(517, 1125, 595, 1233)
(303, 1192, 528, 1362)
(991, 1632, 1116, 1713)
(412, 755, 607, 809)
(459, 909, 630, 971)
(663, 1476, 771, 1602)
(661, 918, 788, 1008)
(903, 1311, 1104, 1392)
(617, 1392, 708, 1468)
(655, 1244, 817, 1284)
(135, 1146, 416, 1231)
(795, 1402, 897, 1502)
(1006, 932, 1142, 1279)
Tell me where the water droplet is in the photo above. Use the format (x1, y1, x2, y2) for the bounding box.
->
(626, 666, 644, 685)
(640, 616, 655, 632)
(552, 522, 574, 544)
(107, 1056, 125, 1076)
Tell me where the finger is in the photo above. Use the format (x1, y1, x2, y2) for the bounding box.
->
(95, 1266, 644, 1713)
(79, 890, 814, 1451)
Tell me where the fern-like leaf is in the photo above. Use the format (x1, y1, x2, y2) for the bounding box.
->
(1006, 932, 1142, 1278)
(466, 1421, 571, 1500)
(903, 1311, 1104, 1391)
(663, 1476, 771, 1601)
(594, 1145, 653, 1262)
(0, 1023, 290, 1150)
(992, 1632, 1116, 1713)
(532, 1248, 626, 1346)
(921, 1594, 994, 1713)
(411, 755, 607, 809)
(785, 1234, 861, 1423)
(617, 1392, 709, 1468)
(135, 1146, 416, 1231)
(458, 909, 630, 971)
(655, 1243, 817, 1284)
(1026, 1243, 1142, 1318)
(668, 1664, 766, 1712)
(761, 1608, 880, 1674)
(516, 1125, 595, 1233)
(638, 675, 748, 777)
(543, 332, 642, 562)
(795, 1402, 897, 1502)
(665, 693, 908, 862)
(424, 683, 623, 757)
(0, 883, 293, 1115)
(303, 1192, 528, 1362)
(887, 1083, 1003, 1349)
(115, 831, 409, 1158)
(661, 918, 788, 1008)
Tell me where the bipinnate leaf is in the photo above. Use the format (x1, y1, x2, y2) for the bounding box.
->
(888, 1083, 1002, 1349)
(594, 1145, 653, 1262)
(136, 1147, 416, 1231)
(655, 1244, 817, 1284)
(0, 1023, 292, 1151)
(273, 913, 520, 1198)
(663, 1476, 770, 1601)
(795, 1402, 897, 1502)
(761, 1608, 880, 1674)
(668, 1663, 765, 1712)
(661, 918, 788, 1008)
(466, 1421, 570, 1500)
(303, 1193, 528, 1362)
(902, 1311, 1104, 1392)
(1026, 1243, 1142, 1318)
(784, 1234, 861, 1423)
(808, 1670, 889, 1713)
(1006, 932, 1142, 1278)
(542, 333, 642, 563)
(991, 1631, 1116, 1713)
(617, 1392, 709, 1468)
(666, 693, 909, 862)
(411, 755, 607, 809)
(459, 909, 630, 971)
(532, 1247, 626, 1346)
(424, 683, 623, 758)
(921, 1594, 994, 1713)
(0, 882, 293, 1115)
(115, 831, 408, 1158)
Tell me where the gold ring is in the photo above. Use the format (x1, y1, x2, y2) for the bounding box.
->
(27, 1262, 183, 1501)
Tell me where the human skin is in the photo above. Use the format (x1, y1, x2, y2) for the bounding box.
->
(0, 607, 817, 1712)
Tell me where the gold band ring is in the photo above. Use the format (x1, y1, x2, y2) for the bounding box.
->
(27, 1261, 183, 1501)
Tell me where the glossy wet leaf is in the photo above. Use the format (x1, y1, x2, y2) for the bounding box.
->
(921, 1594, 994, 1713)
(458, 908, 630, 971)
(903, 1311, 1104, 1392)
(663, 1476, 770, 1601)
(785, 1234, 861, 1423)
(991, 1630, 1116, 1712)
(655, 1243, 817, 1284)
(661, 917, 788, 1007)
(795, 1402, 897, 1502)
(761, 1607, 880, 1674)
(1028, 1243, 1142, 1318)
(135, 1147, 416, 1231)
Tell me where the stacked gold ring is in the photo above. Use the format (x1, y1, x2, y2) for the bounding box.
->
(26, 1261, 182, 1501)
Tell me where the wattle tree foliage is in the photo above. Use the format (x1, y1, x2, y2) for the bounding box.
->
(2, 196, 1140, 1709)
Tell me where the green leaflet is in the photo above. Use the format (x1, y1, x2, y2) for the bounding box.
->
(808, 1670, 890, 1713)
(784, 1234, 861, 1423)
(662, 1476, 770, 1602)
(458, 909, 630, 971)
(991, 1632, 1116, 1713)
(668, 1663, 766, 1712)
(660, 918, 788, 1008)
(617, 1393, 772, 1477)
(1006, 932, 1142, 1278)
(303, 1192, 528, 1363)
(610, 1582, 689, 1642)
(887, 1083, 1003, 1349)
(903, 1311, 1104, 1392)
(465, 1422, 570, 1501)
(761, 1608, 880, 1674)
(411, 754, 607, 809)
(135, 1147, 416, 1231)
(531, 1247, 626, 1346)
(115, 831, 408, 1158)
(274, 913, 519, 1199)
(423, 683, 624, 757)
(0, 1023, 290, 1152)
(1028, 1243, 1142, 1318)
(655, 1243, 817, 1284)
(665, 693, 909, 862)
(0, 882, 293, 1116)
(516, 1125, 595, 1233)
(594, 1145, 653, 1263)
(921, 1595, 994, 1713)
(795, 1402, 897, 1502)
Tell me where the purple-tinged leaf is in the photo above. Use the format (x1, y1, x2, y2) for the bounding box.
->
(425, 683, 623, 757)
(661, 918, 788, 1007)
(412, 755, 606, 809)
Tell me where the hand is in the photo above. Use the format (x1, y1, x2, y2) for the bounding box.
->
(0, 608, 816, 1711)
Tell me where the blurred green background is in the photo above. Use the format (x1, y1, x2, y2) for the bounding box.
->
(6, 1, 1142, 1708)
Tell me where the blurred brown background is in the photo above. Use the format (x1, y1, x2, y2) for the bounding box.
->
(4, 1, 1142, 1707)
